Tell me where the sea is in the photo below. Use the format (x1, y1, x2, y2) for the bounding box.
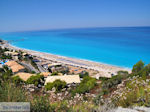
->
(0, 27, 150, 68)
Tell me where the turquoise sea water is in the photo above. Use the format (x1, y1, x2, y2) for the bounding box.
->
(0, 27, 150, 68)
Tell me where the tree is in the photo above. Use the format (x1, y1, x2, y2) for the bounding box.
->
(132, 60, 150, 78)
(79, 71, 89, 78)
(143, 64, 150, 75)
(0, 66, 13, 81)
(26, 74, 44, 86)
(132, 60, 144, 73)
(45, 79, 67, 92)
(12, 76, 24, 85)
(141, 64, 150, 79)
(71, 76, 96, 95)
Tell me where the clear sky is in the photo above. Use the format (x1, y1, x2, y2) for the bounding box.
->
(0, 0, 150, 32)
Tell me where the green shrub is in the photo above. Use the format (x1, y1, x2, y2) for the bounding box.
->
(99, 77, 109, 82)
(31, 96, 54, 112)
(45, 82, 54, 91)
(0, 68, 5, 73)
(117, 70, 129, 76)
(71, 101, 95, 112)
(72, 76, 96, 95)
(0, 82, 27, 102)
(132, 60, 144, 74)
(113, 77, 150, 107)
(45, 79, 67, 92)
(141, 64, 150, 78)
(102, 75, 124, 89)
(131, 61, 150, 78)
(26, 74, 44, 86)
(0, 66, 13, 81)
(51, 72, 58, 76)
(12, 76, 24, 85)
(31, 71, 36, 74)
(79, 71, 89, 78)
(56, 100, 72, 112)
(93, 89, 110, 105)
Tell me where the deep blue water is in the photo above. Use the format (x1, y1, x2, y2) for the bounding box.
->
(0, 27, 150, 68)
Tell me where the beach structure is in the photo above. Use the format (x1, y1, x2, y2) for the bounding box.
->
(22, 52, 29, 58)
(48, 63, 62, 68)
(94, 71, 112, 79)
(14, 72, 36, 81)
(69, 66, 86, 74)
(4, 51, 19, 60)
(5, 61, 26, 73)
(41, 61, 53, 69)
(45, 75, 81, 85)
(48, 63, 69, 73)
(4, 51, 18, 56)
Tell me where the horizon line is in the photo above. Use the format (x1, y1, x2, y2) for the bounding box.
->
(1, 25, 150, 33)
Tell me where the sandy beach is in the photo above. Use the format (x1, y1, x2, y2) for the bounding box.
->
(1, 41, 131, 77)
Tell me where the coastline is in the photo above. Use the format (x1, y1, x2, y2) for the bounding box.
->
(0, 40, 131, 77)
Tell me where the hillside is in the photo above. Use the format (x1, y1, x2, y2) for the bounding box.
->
(0, 46, 150, 112)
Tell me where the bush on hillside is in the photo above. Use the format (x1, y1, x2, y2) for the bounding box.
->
(94, 76, 121, 105)
(94, 61, 150, 107)
(0, 68, 5, 73)
(0, 82, 27, 102)
(3, 65, 10, 72)
(141, 64, 150, 78)
(117, 70, 129, 76)
(131, 61, 150, 79)
(102, 74, 125, 90)
(132, 60, 144, 74)
(79, 71, 89, 78)
(0, 68, 5, 79)
(45, 79, 67, 92)
(72, 76, 96, 96)
(31, 71, 36, 74)
(50, 100, 72, 112)
(31, 96, 54, 112)
(51, 72, 58, 76)
(99, 77, 109, 82)
(12, 76, 24, 85)
(112, 76, 150, 107)
(26, 74, 44, 86)
(0, 66, 13, 81)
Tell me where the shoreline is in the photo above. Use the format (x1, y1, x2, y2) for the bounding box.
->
(0, 40, 131, 77)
